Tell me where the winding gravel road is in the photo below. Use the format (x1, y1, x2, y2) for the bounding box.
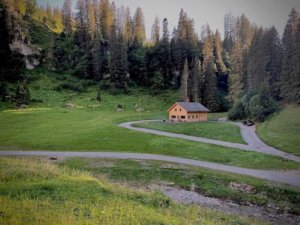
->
(119, 120, 300, 163)
(1, 120, 299, 187)
(1, 151, 300, 187)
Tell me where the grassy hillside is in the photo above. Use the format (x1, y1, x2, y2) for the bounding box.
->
(0, 70, 299, 170)
(257, 105, 300, 156)
(133, 121, 245, 144)
(0, 157, 267, 225)
(62, 157, 300, 214)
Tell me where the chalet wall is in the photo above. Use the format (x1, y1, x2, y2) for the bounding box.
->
(168, 104, 208, 122)
(168, 105, 187, 121)
(186, 112, 207, 122)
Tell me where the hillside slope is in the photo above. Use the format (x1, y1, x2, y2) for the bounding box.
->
(257, 105, 300, 156)
(0, 157, 266, 225)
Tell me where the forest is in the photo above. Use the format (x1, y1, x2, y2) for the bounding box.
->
(0, 0, 300, 121)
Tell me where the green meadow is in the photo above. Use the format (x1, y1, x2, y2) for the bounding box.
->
(0, 73, 299, 170)
(133, 121, 245, 144)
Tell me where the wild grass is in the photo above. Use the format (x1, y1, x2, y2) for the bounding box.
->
(0, 157, 267, 225)
(257, 105, 300, 156)
(61, 157, 300, 214)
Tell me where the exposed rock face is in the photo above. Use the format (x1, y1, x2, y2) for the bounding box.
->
(9, 39, 41, 70)
(4, 6, 42, 70)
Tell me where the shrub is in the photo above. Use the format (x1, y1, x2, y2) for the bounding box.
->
(229, 85, 278, 122)
(228, 99, 246, 120)
(15, 81, 30, 106)
(249, 95, 266, 122)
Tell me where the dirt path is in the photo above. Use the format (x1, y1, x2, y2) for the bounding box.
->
(1, 151, 300, 187)
(149, 184, 300, 225)
(119, 120, 300, 163)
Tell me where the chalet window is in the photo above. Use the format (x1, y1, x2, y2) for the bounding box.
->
(171, 115, 176, 119)
(179, 108, 182, 111)
(192, 115, 194, 119)
(181, 116, 185, 119)
(188, 116, 190, 119)
(175, 108, 177, 111)
(196, 115, 198, 118)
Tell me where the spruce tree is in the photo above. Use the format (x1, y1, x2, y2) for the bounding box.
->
(191, 58, 201, 102)
(62, 0, 72, 34)
(203, 62, 219, 111)
(99, 0, 113, 40)
(109, 18, 128, 91)
(280, 8, 300, 103)
(180, 59, 189, 101)
(264, 26, 282, 99)
(227, 41, 243, 105)
(133, 7, 146, 44)
(124, 7, 134, 45)
(247, 27, 267, 91)
(151, 16, 160, 44)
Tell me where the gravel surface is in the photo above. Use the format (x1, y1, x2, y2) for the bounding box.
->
(149, 184, 300, 225)
(1, 151, 300, 187)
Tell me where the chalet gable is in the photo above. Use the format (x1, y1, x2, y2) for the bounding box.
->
(167, 102, 209, 113)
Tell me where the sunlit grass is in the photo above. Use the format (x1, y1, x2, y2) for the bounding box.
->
(0, 157, 267, 225)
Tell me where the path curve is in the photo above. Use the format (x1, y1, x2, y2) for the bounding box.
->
(1, 151, 300, 187)
(119, 120, 300, 163)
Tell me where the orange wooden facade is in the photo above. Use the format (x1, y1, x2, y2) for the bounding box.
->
(167, 103, 208, 122)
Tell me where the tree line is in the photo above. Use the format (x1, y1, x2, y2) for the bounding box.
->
(0, 0, 299, 121)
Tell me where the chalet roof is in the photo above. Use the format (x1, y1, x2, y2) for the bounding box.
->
(168, 102, 209, 113)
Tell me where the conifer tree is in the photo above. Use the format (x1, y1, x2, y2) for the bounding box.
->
(133, 7, 146, 44)
(223, 12, 235, 52)
(99, 0, 113, 40)
(180, 58, 189, 101)
(247, 27, 267, 91)
(151, 16, 160, 44)
(214, 30, 226, 74)
(227, 41, 243, 105)
(191, 58, 201, 102)
(203, 62, 219, 111)
(280, 8, 300, 103)
(160, 18, 171, 88)
(62, 0, 72, 34)
(109, 18, 128, 90)
(124, 7, 134, 45)
(201, 27, 220, 111)
(162, 18, 169, 42)
(264, 26, 282, 99)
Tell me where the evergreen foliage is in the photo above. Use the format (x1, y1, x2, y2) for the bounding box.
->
(1, 1, 299, 112)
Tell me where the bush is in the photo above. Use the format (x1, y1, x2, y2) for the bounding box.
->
(229, 85, 278, 122)
(15, 81, 30, 106)
(248, 89, 278, 122)
(228, 99, 246, 120)
(249, 95, 266, 122)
